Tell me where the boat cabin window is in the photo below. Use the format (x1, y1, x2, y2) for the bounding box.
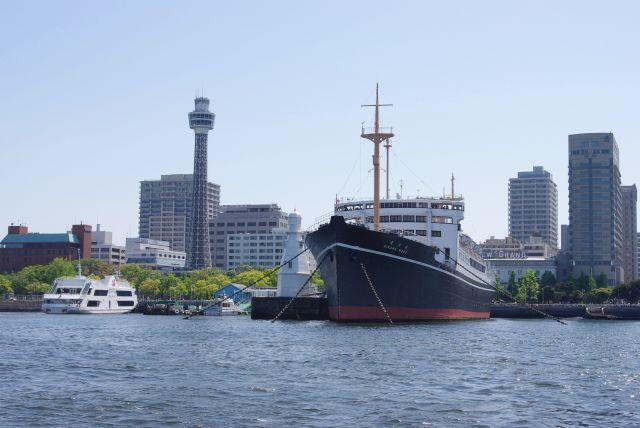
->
(444, 247, 450, 261)
(117, 301, 135, 307)
(432, 216, 453, 224)
(56, 287, 82, 294)
(380, 202, 417, 209)
(470, 258, 486, 273)
(431, 230, 442, 237)
(87, 301, 100, 307)
(116, 290, 133, 297)
(93, 290, 108, 296)
(431, 203, 452, 210)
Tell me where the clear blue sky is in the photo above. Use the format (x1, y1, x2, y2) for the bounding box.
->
(1, 1, 639, 245)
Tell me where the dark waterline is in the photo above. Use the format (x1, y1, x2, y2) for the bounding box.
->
(1, 313, 639, 427)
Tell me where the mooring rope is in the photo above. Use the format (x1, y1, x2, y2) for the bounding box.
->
(271, 254, 328, 323)
(200, 247, 311, 312)
(431, 246, 567, 325)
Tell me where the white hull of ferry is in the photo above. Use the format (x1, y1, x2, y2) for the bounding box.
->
(43, 305, 134, 315)
(42, 275, 138, 315)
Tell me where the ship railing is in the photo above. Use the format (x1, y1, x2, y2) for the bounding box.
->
(307, 211, 334, 232)
(361, 126, 394, 136)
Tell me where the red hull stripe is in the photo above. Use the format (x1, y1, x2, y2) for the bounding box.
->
(330, 306, 490, 320)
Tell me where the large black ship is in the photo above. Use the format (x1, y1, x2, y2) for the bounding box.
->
(305, 85, 494, 322)
(306, 216, 494, 322)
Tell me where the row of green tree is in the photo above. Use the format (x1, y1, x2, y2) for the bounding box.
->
(0, 258, 324, 299)
(495, 270, 640, 304)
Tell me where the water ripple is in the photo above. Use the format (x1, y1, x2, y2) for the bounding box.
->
(1, 314, 640, 427)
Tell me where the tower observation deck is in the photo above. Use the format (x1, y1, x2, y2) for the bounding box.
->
(188, 97, 215, 269)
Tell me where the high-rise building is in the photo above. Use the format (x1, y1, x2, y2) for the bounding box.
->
(508, 166, 558, 250)
(90, 224, 125, 265)
(138, 174, 220, 253)
(622, 185, 637, 282)
(560, 224, 569, 252)
(568, 133, 623, 285)
(637, 232, 640, 283)
(188, 97, 216, 269)
(209, 204, 289, 270)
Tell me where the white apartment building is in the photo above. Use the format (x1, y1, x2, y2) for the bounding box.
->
(226, 230, 287, 270)
(125, 237, 186, 270)
(90, 224, 125, 265)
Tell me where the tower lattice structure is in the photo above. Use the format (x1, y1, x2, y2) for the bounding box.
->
(187, 97, 215, 269)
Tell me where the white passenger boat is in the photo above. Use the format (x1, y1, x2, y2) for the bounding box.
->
(42, 272, 138, 314)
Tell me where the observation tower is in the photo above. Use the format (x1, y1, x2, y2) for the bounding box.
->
(187, 96, 215, 269)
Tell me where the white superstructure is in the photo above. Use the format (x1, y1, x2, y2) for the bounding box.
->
(42, 275, 138, 314)
(334, 196, 489, 284)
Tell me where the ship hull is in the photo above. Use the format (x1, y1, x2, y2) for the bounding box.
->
(305, 216, 494, 322)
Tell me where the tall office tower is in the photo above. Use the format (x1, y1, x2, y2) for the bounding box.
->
(568, 133, 623, 285)
(209, 204, 289, 270)
(188, 97, 215, 269)
(508, 166, 558, 250)
(637, 232, 640, 283)
(560, 224, 569, 252)
(622, 185, 637, 282)
(138, 174, 220, 252)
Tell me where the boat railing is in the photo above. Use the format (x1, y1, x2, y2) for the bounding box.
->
(361, 126, 394, 136)
(307, 211, 335, 232)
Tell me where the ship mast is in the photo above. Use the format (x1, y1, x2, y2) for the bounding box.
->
(361, 84, 394, 232)
(384, 138, 392, 199)
(451, 173, 455, 199)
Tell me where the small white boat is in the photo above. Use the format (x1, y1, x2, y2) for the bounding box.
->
(202, 297, 241, 316)
(42, 273, 138, 314)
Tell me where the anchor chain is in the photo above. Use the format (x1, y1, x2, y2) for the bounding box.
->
(271, 254, 328, 322)
(360, 261, 393, 324)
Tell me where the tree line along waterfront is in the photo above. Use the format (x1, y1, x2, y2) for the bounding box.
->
(494, 270, 640, 304)
(3, 258, 640, 305)
(0, 258, 324, 300)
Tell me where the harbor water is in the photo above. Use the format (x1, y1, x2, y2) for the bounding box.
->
(1, 313, 639, 427)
